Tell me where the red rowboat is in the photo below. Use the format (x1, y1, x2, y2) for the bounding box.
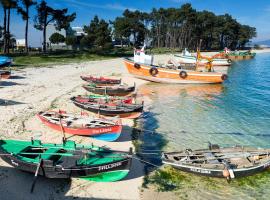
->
(37, 110, 123, 142)
(80, 75, 121, 85)
(0, 70, 11, 79)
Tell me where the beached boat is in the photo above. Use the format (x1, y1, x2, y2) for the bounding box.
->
(174, 49, 231, 66)
(0, 70, 11, 79)
(82, 83, 136, 96)
(73, 94, 133, 104)
(0, 139, 132, 182)
(0, 56, 12, 68)
(37, 111, 123, 142)
(80, 75, 121, 85)
(123, 49, 228, 84)
(71, 97, 143, 119)
(162, 144, 270, 179)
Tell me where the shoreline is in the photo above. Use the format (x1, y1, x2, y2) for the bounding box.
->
(0, 58, 148, 200)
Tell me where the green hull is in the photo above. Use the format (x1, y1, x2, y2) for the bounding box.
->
(0, 139, 131, 182)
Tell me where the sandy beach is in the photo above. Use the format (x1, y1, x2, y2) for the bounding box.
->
(0, 58, 149, 200)
(0, 49, 269, 199)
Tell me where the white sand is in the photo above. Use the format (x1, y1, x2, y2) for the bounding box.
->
(0, 58, 148, 200)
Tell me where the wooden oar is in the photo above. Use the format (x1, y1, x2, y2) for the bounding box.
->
(30, 159, 43, 193)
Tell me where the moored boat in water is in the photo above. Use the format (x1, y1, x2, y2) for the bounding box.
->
(124, 47, 228, 84)
(0, 139, 132, 182)
(82, 83, 136, 96)
(37, 110, 123, 142)
(73, 94, 133, 104)
(80, 75, 121, 85)
(162, 144, 270, 179)
(71, 97, 143, 119)
(174, 49, 232, 66)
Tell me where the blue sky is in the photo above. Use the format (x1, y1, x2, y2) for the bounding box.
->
(0, 0, 270, 46)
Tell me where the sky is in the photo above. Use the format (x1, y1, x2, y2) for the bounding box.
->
(0, 0, 270, 47)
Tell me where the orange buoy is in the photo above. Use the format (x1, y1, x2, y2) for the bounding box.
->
(223, 169, 230, 178)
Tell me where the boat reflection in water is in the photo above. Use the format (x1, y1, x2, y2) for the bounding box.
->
(138, 83, 224, 101)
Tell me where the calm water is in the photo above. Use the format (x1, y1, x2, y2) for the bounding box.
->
(137, 53, 270, 199)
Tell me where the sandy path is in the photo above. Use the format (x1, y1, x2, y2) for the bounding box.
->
(0, 58, 148, 200)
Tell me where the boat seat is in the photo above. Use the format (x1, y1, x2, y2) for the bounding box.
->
(204, 152, 220, 164)
(41, 148, 60, 160)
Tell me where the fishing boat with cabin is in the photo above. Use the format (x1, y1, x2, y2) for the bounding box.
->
(162, 143, 270, 180)
(37, 110, 123, 142)
(123, 46, 228, 84)
(71, 97, 143, 119)
(82, 83, 136, 96)
(0, 139, 132, 189)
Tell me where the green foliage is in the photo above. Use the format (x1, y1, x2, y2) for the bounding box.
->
(82, 16, 112, 49)
(112, 3, 256, 50)
(49, 32, 65, 44)
(65, 36, 77, 46)
(34, 0, 76, 51)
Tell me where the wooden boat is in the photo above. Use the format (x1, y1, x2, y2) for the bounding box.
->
(0, 70, 11, 79)
(213, 49, 256, 61)
(37, 111, 123, 142)
(174, 49, 231, 66)
(162, 144, 270, 179)
(0, 56, 12, 68)
(80, 75, 121, 85)
(174, 54, 231, 66)
(71, 97, 143, 119)
(73, 95, 133, 104)
(124, 58, 227, 84)
(82, 83, 136, 96)
(0, 139, 132, 182)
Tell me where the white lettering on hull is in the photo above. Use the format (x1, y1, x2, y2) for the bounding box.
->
(98, 162, 122, 171)
(190, 168, 211, 174)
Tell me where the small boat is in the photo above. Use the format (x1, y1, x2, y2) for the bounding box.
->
(213, 48, 256, 60)
(37, 111, 123, 142)
(73, 94, 133, 104)
(162, 144, 270, 179)
(174, 49, 231, 66)
(71, 97, 143, 119)
(0, 56, 12, 68)
(80, 75, 121, 85)
(82, 83, 136, 96)
(0, 70, 11, 79)
(0, 139, 132, 182)
(124, 47, 228, 84)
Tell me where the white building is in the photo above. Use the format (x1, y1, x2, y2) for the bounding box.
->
(16, 39, 26, 49)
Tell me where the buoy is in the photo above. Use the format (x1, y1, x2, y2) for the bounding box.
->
(223, 169, 230, 178)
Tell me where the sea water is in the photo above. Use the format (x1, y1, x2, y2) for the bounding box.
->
(137, 53, 270, 199)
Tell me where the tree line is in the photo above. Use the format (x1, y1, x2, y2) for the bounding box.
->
(0, 1, 256, 53)
(113, 4, 256, 50)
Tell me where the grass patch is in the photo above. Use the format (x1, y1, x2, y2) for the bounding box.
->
(9, 48, 134, 68)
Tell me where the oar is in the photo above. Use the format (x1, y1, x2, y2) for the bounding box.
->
(30, 159, 43, 193)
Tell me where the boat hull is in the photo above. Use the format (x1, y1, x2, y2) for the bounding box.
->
(124, 58, 226, 84)
(37, 113, 122, 142)
(227, 54, 255, 60)
(71, 99, 143, 119)
(83, 85, 135, 96)
(0, 71, 11, 79)
(162, 160, 270, 178)
(0, 152, 131, 181)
